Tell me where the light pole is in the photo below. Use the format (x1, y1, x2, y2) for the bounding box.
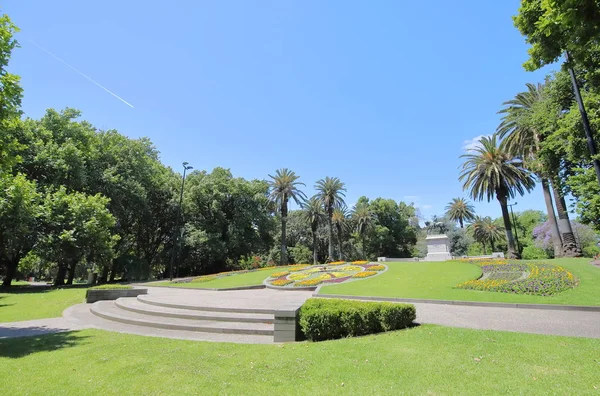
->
(565, 52, 600, 187)
(169, 162, 193, 281)
(507, 202, 521, 255)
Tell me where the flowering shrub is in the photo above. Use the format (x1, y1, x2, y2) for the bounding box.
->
(351, 260, 369, 265)
(192, 275, 218, 283)
(340, 265, 363, 271)
(457, 262, 578, 296)
(289, 272, 310, 280)
(288, 265, 310, 272)
(352, 271, 377, 278)
(270, 271, 289, 278)
(368, 265, 385, 272)
(296, 279, 322, 287)
(271, 279, 294, 286)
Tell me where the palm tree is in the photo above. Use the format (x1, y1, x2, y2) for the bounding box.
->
(332, 206, 349, 260)
(459, 135, 535, 259)
(445, 198, 475, 228)
(469, 216, 505, 254)
(352, 201, 373, 259)
(268, 168, 306, 265)
(497, 82, 566, 257)
(302, 196, 325, 264)
(315, 177, 346, 261)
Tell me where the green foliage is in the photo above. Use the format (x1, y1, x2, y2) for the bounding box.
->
(315, 176, 346, 261)
(521, 245, 549, 260)
(445, 198, 475, 228)
(582, 245, 600, 258)
(514, 0, 600, 78)
(298, 298, 416, 341)
(89, 284, 132, 290)
(0, 174, 42, 286)
(288, 245, 312, 264)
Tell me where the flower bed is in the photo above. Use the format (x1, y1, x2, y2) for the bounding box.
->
(266, 262, 387, 288)
(457, 259, 579, 296)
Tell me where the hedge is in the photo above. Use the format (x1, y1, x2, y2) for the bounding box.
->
(89, 284, 133, 290)
(298, 298, 416, 342)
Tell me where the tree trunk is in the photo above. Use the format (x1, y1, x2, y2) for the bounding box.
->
(490, 240, 495, 252)
(54, 264, 67, 286)
(459, 218, 464, 228)
(280, 197, 288, 266)
(66, 261, 76, 285)
(496, 189, 519, 259)
(552, 183, 582, 257)
(109, 259, 118, 282)
(336, 224, 343, 261)
(362, 234, 367, 260)
(2, 260, 17, 287)
(482, 242, 487, 255)
(327, 207, 334, 261)
(99, 265, 109, 284)
(312, 226, 318, 265)
(541, 179, 563, 258)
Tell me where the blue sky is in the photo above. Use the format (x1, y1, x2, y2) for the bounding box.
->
(6, 1, 561, 220)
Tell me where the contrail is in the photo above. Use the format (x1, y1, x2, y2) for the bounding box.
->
(28, 40, 135, 108)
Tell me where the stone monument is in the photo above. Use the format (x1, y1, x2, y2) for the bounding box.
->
(424, 234, 452, 261)
(423, 218, 452, 261)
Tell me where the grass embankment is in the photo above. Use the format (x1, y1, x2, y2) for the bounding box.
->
(151, 267, 295, 289)
(0, 326, 599, 394)
(0, 288, 87, 323)
(319, 258, 600, 306)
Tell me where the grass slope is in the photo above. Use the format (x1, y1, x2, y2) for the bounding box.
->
(0, 288, 87, 323)
(151, 267, 293, 289)
(320, 258, 600, 306)
(1, 326, 599, 395)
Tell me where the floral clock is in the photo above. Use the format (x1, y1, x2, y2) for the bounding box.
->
(265, 261, 387, 288)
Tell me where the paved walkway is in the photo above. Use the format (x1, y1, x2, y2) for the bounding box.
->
(1, 287, 599, 340)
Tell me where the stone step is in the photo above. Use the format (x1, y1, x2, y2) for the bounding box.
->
(136, 294, 277, 314)
(115, 298, 274, 324)
(90, 301, 274, 336)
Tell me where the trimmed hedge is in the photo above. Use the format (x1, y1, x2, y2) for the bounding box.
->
(298, 298, 416, 342)
(89, 284, 133, 290)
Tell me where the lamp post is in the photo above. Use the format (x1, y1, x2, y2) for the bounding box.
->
(507, 202, 521, 255)
(565, 52, 600, 187)
(169, 162, 193, 281)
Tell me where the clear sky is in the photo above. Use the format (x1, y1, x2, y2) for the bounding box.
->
(5, 1, 561, 220)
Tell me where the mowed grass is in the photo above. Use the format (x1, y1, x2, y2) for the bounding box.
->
(1, 326, 599, 395)
(0, 288, 87, 323)
(320, 258, 600, 306)
(151, 267, 297, 289)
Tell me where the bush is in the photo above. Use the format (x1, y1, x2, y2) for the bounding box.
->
(582, 245, 600, 258)
(521, 245, 550, 260)
(298, 298, 416, 342)
(89, 284, 133, 290)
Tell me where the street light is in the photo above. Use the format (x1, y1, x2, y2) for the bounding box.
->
(565, 52, 600, 187)
(169, 162, 193, 281)
(507, 202, 521, 255)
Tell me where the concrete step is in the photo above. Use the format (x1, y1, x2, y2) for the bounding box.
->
(137, 294, 277, 314)
(115, 298, 274, 324)
(90, 301, 274, 336)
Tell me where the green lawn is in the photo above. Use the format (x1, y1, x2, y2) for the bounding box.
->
(150, 267, 293, 289)
(0, 288, 87, 323)
(320, 258, 600, 306)
(1, 326, 599, 394)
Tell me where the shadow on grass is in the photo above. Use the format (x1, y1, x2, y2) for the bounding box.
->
(0, 330, 89, 358)
(0, 284, 89, 295)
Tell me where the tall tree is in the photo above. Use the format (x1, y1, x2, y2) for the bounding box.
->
(469, 216, 505, 253)
(0, 13, 22, 173)
(267, 169, 306, 265)
(0, 174, 41, 287)
(315, 177, 346, 261)
(497, 82, 565, 257)
(459, 135, 535, 258)
(444, 198, 475, 228)
(331, 206, 349, 260)
(302, 196, 325, 264)
(352, 201, 373, 259)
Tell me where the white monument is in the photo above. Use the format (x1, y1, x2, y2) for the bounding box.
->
(424, 234, 452, 261)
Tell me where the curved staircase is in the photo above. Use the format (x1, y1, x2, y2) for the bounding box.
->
(84, 288, 311, 343)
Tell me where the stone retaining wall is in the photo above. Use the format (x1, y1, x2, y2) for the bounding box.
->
(86, 288, 148, 303)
